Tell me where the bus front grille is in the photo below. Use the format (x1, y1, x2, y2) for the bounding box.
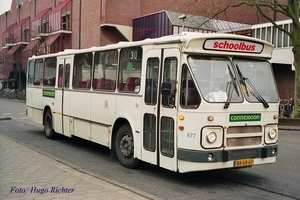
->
(226, 125, 262, 147)
(227, 136, 261, 147)
(227, 125, 262, 134)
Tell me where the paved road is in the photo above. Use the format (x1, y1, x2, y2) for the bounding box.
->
(1, 98, 299, 199)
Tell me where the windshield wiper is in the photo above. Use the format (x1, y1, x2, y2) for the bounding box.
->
(224, 65, 239, 109)
(236, 64, 269, 108)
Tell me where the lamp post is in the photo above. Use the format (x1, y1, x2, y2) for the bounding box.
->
(178, 14, 187, 33)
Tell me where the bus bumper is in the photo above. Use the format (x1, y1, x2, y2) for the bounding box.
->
(177, 146, 277, 173)
(177, 145, 278, 163)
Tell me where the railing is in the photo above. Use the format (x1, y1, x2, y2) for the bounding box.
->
(279, 98, 293, 118)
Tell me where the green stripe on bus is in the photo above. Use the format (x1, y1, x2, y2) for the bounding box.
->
(229, 113, 261, 122)
(43, 89, 55, 98)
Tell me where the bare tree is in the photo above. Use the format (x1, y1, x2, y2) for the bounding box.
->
(195, 0, 300, 117)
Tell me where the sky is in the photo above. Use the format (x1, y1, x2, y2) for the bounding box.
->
(0, 0, 13, 15)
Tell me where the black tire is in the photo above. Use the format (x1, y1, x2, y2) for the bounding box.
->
(115, 124, 139, 168)
(44, 110, 56, 139)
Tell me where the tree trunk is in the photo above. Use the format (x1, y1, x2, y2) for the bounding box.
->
(292, 43, 300, 118)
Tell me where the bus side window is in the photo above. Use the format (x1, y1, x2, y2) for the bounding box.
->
(65, 64, 70, 88)
(145, 58, 159, 104)
(73, 53, 92, 89)
(27, 60, 34, 85)
(93, 50, 118, 91)
(162, 57, 177, 107)
(44, 57, 56, 87)
(33, 59, 43, 86)
(180, 64, 200, 108)
(58, 65, 63, 88)
(118, 47, 142, 93)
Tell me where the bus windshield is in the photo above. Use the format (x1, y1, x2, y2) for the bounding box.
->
(233, 58, 279, 103)
(188, 56, 242, 103)
(188, 56, 279, 105)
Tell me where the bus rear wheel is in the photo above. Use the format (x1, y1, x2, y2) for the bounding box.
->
(115, 124, 139, 168)
(44, 110, 56, 139)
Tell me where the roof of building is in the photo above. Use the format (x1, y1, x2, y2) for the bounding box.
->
(165, 10, 250, 31)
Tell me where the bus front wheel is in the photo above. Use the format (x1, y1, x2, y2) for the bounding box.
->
(115, 124, 139, 168)
(44, 110, 56, 139)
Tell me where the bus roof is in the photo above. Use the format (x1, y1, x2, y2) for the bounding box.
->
(29, 32, 274, 59)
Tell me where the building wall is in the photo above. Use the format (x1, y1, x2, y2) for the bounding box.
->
(273, 64, 295, 100)
(0, 0, 293, 97)
(0, 0, 291, 49)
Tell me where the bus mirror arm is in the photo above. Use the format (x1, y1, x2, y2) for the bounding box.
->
(171, 88, 177, 108)
(161, 81, 171, 96)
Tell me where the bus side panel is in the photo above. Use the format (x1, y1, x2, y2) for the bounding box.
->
(69, 91, 91, 140)
(53, 89, 63, 134)
(63, 90, 71, 137)
(27, 87, 43, 125)
(90, 124, 110, 147)
(90, 93, 116, 147)
(116, 95, 143, 159)
(73, 119, 90, 140)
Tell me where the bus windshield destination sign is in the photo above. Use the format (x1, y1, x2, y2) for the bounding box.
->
(230, 113, 261, 122)
(204, 39, 264, 53)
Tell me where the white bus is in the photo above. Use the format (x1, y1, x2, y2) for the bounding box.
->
(26, 32, 279, 173)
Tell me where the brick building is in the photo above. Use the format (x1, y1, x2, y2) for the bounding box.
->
(0, 0, 293, 100)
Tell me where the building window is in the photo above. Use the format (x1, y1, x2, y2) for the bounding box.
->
(283, 24, 289, 47)
(272, 27, 277, 47)
(278, 25, 283, 48)
(62, 12, 71, 30)
(266, 26, 272, 43)
(289, 23, 293, 47)
(256, 28, 260, 39)
(133, 11, 173, 41)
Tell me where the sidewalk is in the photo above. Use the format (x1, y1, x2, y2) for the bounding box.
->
(278, 125, 300, 131)
(0, 135, 158, 200)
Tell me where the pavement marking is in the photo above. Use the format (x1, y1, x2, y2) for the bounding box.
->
(19, 112, 26, 115)
(2, 113, 11, 115)
(20, 117, 29, 119)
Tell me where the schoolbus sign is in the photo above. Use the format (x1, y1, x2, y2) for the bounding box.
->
(230, 113, 261, 122)
(203, 39, 264, 53)
(43, 90, 55, 98)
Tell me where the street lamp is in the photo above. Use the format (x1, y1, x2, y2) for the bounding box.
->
(178, 14, 186, 32)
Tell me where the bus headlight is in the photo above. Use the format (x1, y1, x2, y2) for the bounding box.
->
(265, 125, 278, 144)
(207, 132, 217, 143)
(268, 128, 277, 139)
(201, 127, 223, 149)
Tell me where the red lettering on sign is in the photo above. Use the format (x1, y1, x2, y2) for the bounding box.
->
(213, 41, 256, 51)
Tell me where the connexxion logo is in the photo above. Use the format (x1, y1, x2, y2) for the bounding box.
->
(43, 89, 55, 98)
(230, 113, 261, 122)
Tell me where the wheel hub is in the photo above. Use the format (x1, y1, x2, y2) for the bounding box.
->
(120, 135, 133, 157)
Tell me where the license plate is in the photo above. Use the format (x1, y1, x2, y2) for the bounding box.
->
(234, 159, 254, 167)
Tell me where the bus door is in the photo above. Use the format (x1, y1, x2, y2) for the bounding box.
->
(141, 48, 179, 171)
(159, 49, 179, 171)
(142, 49, 161, 165)
(54, 57, 71, 136)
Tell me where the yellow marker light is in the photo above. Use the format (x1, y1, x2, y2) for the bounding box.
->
(207, 116, 214, 121)
(179, 115, 184, 120)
